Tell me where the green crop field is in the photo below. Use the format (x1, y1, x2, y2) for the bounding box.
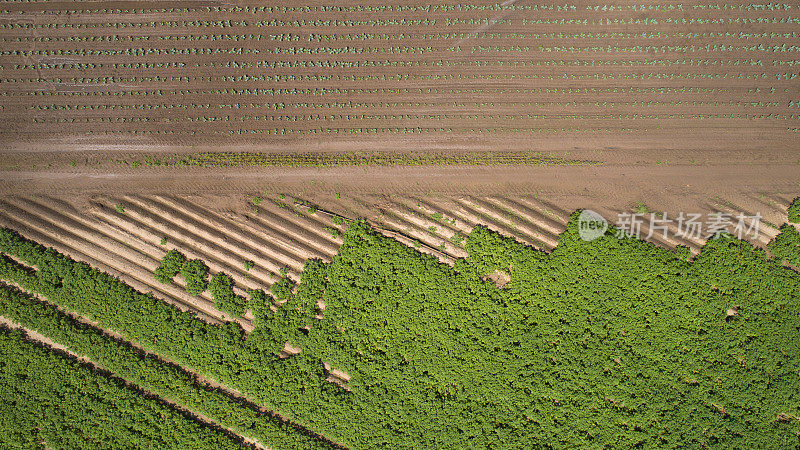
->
(1, 197, 799, 447)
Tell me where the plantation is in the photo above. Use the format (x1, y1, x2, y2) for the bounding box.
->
(1, 208, 799, 447)
(2, 0, 799, 155)
(0, 327, 244, 449)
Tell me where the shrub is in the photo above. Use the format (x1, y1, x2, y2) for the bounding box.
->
(767, 224, 800, 266)
(208, 272, 247, 317)
(180, 259, 209, 296)
(154, 250, 186, 284)
(788, 197, 800, 223)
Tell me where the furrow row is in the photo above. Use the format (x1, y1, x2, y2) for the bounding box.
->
(0, 203, 227, 327)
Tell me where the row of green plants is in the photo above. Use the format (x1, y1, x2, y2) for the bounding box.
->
(0, 282, 334, 449)
(0, 326, 243, 449)
(121, 151, 597, 168)
(0, 197, 799, 448)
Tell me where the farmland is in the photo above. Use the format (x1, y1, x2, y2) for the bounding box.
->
(1, 0, 800, 448)
(1, 1, 799, 157)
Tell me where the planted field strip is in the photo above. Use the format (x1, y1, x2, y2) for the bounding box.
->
(110, 194, 298, 283)
(249, 203, 342, 252)
(0, 283, 336, 449)
(0, 199, 226, 326)
(382, 198, 469, 258)
(0, 314, 262, 448)
(2, 1, 799, 152)
(156, 195, 317, 271)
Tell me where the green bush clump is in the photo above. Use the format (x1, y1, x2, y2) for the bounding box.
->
(181, 259, 209, 296)
(768, 224, 800, 266)
(788, 197, 800, 223)
(209, 272, 247, 317)
(155, 249, 187, 284)
(247, 289, 272, 329)
(0, 327, 242, 449)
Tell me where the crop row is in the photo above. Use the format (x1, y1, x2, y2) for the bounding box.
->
(7, 72, 795, 85)
(5, 3, 799, 15)
(0, 326, 243, 449)
(0, 283, 334, 449)
(7, 31, 800, 43)
(24, 99, 787, 111)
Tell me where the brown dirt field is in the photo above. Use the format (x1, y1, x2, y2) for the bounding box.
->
(1, 1, 799, 156)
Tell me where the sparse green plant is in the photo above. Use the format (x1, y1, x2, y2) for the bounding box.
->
(115, 203, 125, 213)
(634, 202, 650, 214)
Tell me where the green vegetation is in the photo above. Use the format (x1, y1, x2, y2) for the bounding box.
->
(0, 284, 331, 449)
(0, 327, 242, 449)
(768, 224, 800, 266)
(160, 236, 168, 246)
(131, 151, 597, 168)
(115, 202, 125, 213)
(788, 196, 800, 223)
(244, 260, 255, 271)
(325, 227, 341, 238)
(247, 289, 272, 329)
(181, 259, 209, 296)
(209, 272, 247, 317)
(252, 196, 262, 206)
(154, 249, 187, 284)
(431, 212, 444, 221)
(675, 244, 692, 261)
(449, 231, 466, 246)
(1, 206, 799, 448)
